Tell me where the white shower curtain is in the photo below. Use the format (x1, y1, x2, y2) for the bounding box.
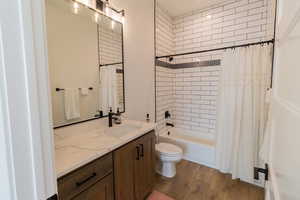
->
(99, 65, 118, 115)
(216, 45, 272, 184)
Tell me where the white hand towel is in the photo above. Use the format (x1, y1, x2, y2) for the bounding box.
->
(64, 88, 80, 120)
(80, 88, 89, 96)
(99, 66, 118, 115)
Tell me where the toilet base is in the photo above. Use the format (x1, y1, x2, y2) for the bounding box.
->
(156, 160, 177, 178)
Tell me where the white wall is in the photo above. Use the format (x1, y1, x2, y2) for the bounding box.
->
(0, 0, 57, 199)
(110, 0, 155, 122)
(268, 0, 300, 199)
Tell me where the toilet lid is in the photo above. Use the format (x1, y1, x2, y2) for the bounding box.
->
(156, 143, 183, 156)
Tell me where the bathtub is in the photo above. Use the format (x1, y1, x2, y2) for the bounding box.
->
(158, 128, 216, 168)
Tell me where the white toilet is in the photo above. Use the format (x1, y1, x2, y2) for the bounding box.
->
(155, 143, 183, 178)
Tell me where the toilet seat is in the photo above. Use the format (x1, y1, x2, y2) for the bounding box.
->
(156, 143, 183, 157)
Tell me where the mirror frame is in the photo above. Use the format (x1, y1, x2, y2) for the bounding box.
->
(52, 11, 125, 129)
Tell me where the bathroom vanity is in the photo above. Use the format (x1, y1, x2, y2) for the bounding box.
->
(54, 119, 156, 200)
(45, 1, 157, 199)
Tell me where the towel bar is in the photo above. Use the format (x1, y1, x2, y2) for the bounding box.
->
(56, 87, 93, 92)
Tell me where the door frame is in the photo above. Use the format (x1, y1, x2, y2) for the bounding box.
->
(0, 0, 57, 199)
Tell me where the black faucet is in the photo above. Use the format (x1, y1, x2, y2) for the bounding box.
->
(108, 109, 118, 127)
(166, 122, 174, 127)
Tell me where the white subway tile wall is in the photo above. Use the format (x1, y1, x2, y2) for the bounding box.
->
(156, 66, 175, 134)
(173, 0, 274, 54)
(173, 65, 221, 138)
(155, 0, 275, 138)
(98, 25, 124, 110)
(156, 3, 174, 57)
(98, 24, 122, 64)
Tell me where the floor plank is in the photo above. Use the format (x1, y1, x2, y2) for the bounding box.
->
(154, 160, 264, 200)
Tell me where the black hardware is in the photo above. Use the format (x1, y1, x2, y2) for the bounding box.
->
(76, 172, 97, 187)
(47, 194, 58, 200)
(139, 144, 144, 157)
(108, 108, 118, 127)
(96, 0, 104, 11)
(165, 111, 171, 119)
(167, 131, 170, 136)
(254, 164, 269, 181)
(168, 56, 174, 62)
(99, 62, 123, 67)
(116, 68, 124, 74)
(166, 122, 174, 127)
(56, 87, 93, 92)
(94, 110, 104, 118)
(156, 39, 274, 59)
(136, 146, 140, 160)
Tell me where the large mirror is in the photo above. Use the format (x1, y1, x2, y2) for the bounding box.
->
(46, 0, 125, 128)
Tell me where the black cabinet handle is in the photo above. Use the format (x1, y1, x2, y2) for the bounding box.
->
(76, 172, 97, 187)
(139, 144, 144, 157)
(136, 146, 140, 160)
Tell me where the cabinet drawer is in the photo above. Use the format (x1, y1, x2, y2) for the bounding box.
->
(58, 153, 113, 200)
(72, 174, 114, 200)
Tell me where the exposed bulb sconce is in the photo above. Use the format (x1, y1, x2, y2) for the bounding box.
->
(111, 20, 115, 29)
(105, 6, 110, 15)
(73, 1, 80, 14)
(94, 12, 100, 23)
(206, 14, 212, 19)
(121, 10, 125, 23)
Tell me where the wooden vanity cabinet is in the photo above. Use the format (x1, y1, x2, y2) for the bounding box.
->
(57, 153, 114, 200)
(114, 131, 156, 200)
(57, 130, 156, 200)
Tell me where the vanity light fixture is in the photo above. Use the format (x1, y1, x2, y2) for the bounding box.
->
(70, 0, 124, 24)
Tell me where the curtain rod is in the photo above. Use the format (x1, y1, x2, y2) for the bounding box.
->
(99, 62, 123, 67)
(156, 39, 275, 59)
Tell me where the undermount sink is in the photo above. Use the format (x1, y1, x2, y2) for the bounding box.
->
(105, 123, 142, 138)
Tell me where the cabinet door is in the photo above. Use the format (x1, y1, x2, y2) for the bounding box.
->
(134, 132, 156, 200)
(72, 174, 114, 200)
(114, 131, 156, 200)
(114, 140, 137, 200)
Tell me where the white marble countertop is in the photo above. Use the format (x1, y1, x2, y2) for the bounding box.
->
(54, 119, 156, 178)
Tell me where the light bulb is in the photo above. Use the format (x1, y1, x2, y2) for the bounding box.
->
(94, 12, 99, 23)
(73, 2, 79, 14)
(111, 20, 115, 29)
(105, 6, 110, 15)
(206, 14, 212, 19)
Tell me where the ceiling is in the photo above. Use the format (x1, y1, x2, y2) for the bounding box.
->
(157, 0, 228, 17)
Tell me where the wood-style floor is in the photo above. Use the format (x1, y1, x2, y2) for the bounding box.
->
(154, 160, 264, 200)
